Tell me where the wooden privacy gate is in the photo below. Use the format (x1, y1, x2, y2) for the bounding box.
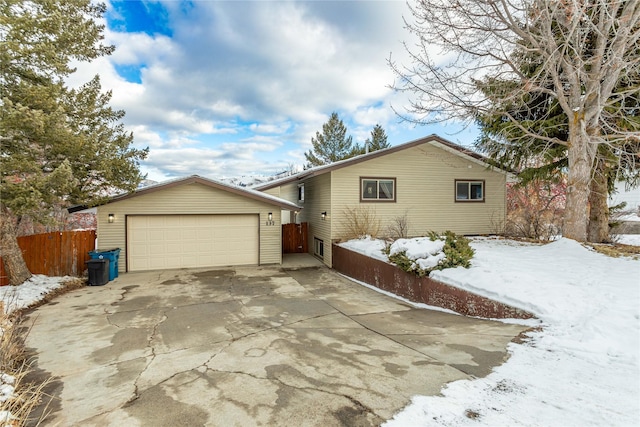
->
(0, 230, 96, 286)
(282, 222, 308, 253)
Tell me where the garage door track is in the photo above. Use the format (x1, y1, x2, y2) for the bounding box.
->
(25, 264, 526, 426)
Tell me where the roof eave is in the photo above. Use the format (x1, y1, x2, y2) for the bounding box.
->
(82, 176, 302, 211)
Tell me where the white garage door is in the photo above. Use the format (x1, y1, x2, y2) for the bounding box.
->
(127, 215, 259, 271)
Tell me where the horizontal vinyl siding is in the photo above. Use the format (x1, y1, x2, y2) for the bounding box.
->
(277, 182, 301, 223)
(295, 174, 332, 267)
(331, 143, 506, 240)
(97, 183, 282, 272)
(261, 187, 280, 197)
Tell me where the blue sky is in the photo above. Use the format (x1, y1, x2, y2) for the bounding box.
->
(70, 0, 479, 182)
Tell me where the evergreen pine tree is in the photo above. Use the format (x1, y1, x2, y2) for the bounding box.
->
(0, 0, 148, 284)
(304, 112, 355, 167)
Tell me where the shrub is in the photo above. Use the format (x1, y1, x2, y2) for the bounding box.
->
(0, 311, 51, 426)
(341, 206, 381, 240)
(387, 231, 474, 276)
(438, 231, 475, 269)
(505, 179, 565, 241)
(385, 211, 410, 239)
(388, 249, 428, 276)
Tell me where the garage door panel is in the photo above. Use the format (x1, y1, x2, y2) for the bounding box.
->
(128, 215, 259, 272)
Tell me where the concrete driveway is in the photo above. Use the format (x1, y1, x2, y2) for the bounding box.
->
(25, 260, 526, 426)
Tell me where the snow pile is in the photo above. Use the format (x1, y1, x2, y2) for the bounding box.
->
(339, 235, 388, 262)
(389, 237, 446, 270)
(340, 235, 451, 271)
(341, 236, 640, 426)
(0, 275, 67, 314)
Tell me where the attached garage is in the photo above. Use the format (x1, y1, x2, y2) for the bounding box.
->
(127, 214, 259, 271)
(94, 176, 300, 273)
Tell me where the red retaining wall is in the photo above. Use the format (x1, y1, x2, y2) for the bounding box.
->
(332, 244, 534, 319)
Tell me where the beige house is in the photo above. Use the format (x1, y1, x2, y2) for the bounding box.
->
(93, 176, 299, 273)
(256, 135, 508, 268)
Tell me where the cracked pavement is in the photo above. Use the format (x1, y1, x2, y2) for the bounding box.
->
(24, 261, 526, 426)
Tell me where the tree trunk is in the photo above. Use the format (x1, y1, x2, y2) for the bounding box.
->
(563, 121, 592, 242)
(587, 157, 610, 243)
(0, 207, 32, 285)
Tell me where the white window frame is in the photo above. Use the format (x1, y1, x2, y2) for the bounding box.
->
(298, 183, 305, 203)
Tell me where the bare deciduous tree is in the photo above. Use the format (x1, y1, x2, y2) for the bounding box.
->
(390, 0, 639, 241)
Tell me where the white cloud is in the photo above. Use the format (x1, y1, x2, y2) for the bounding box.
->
(142, 145, 291, 181)
(108, 31, 175, 66)
(248, 122, 292, 134)
(69, 0, 446, 181)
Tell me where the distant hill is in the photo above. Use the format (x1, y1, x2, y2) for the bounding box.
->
(137, 179, 158, 188)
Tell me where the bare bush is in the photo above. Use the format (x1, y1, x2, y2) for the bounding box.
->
(505, 180, 565, 241)
(489, 210, 506, 236)
(0, 311, 52, 426)
(386, 211, 410, 239)
(341, 206, 381, 240)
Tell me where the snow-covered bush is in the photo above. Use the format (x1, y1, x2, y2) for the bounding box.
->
(385, 231, 474, 276)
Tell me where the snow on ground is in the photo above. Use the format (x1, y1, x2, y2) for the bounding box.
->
(0, 275, 69, 419)
(617, 234, 640, 246)
(343, 236, 640, 426)
(617, 212, 640, 222)
(340, 235, 389, 262)
(2, 239, 639, 425)
(0, 275, 68, 315)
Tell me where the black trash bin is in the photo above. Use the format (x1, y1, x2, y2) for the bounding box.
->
(88, 248, 120, 281)
(86, 259, 109, 286)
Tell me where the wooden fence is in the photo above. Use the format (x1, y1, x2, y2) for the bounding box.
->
(0, 230, 96, 286)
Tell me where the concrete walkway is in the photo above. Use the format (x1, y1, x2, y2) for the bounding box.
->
(25, 264, 526, 426)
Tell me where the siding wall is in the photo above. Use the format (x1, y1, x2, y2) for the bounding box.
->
(265, 183, 300, 224)
(258, 142, 507, 268)
(290, 174, 333, 267)
(330, 143, 506, 242)
(97, 183, 282, 272)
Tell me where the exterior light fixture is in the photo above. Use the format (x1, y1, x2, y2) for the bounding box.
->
(108, 213, 115, 223)
(321, 211, 327, 220)
(266, 212, 275, 226)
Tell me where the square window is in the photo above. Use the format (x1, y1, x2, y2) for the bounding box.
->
(455, 180, 484, 202)
(361, 178, 395, 202)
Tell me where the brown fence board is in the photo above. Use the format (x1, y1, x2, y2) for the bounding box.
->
(0, 230, 96, 286)
(282, 222, 308, 253)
